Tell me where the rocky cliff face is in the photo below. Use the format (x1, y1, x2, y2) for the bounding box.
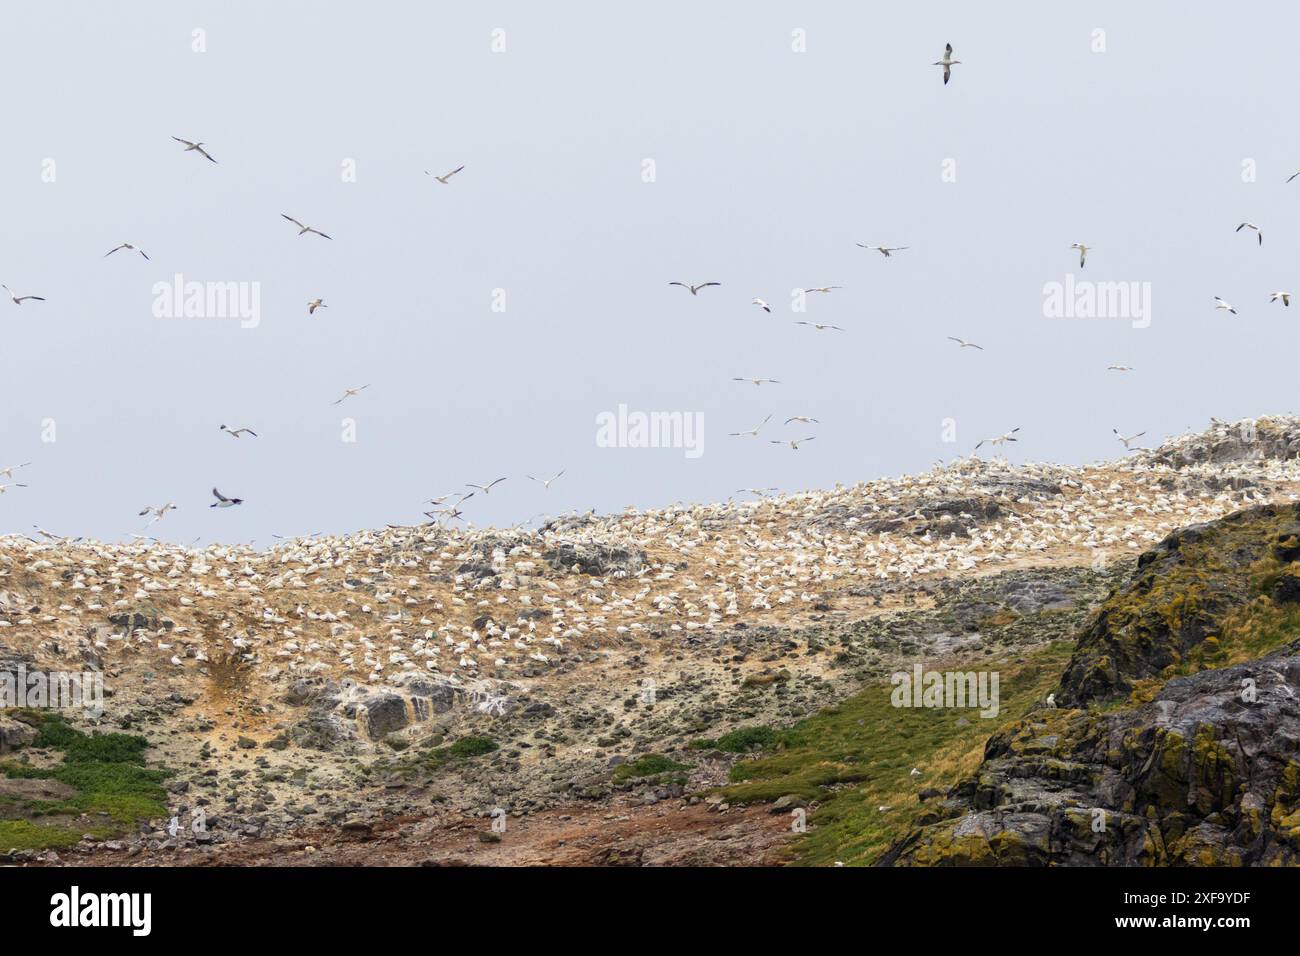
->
(885, 504, 1300, 866)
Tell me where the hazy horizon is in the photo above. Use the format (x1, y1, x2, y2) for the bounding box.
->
(2, 1, 1296, 546)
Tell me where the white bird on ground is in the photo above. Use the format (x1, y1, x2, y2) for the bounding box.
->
(219, 424, 258, 438)
(856, 244, 909, 257)
(0, 463, 31, 480)
(1236, 222, 1263, 245)
(669, 281, 720, 295)
(210, 488, 243, 508)
(332, 385, 370, 405)
(910, 767, 922, 777)
(1214, 296, 1237, 315)
(104, 242, 149, 260)
(1270, 292, 1292, 307)
(172, 136, 217, 162)
(751, 297, 771, 312)
(729, 414, 773, 438)
(795, 321, 844, 332)
(784, 416, 820, 425)
(425, 165, 465, 184)
(2, 285, 45, 305)
(1045, 693, 1057, 709)
(947, 337, 983, 350)
(733, 377, 780, 386)
(1113, 428, 1147, 450)
(1070, 243, 1091, 268)
(527, 470, 565, 489)
(975, 428, 1020, 450)
(932, 43, 960, 84)
(1107, 365, 1134, 372)
(138, 503, 178, 524)
(281, 214, 333, 239)
(308, 298, 327, 314)
(466, 478, 508, 494)
(770, 436, 816, 450)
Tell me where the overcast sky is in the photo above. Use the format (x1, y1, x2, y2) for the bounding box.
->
(1, 2, 1295, 545)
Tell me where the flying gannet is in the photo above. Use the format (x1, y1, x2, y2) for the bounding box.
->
(425, 165, 465, 184)
(729, 414, 773, 438)
(104, 243, 149, 260)
(933, 43, 960, 85)
(669, 282, 721, 296)
(2, 285, 45, 305)
(281, 215, 333, 239)
(172, 137, 217, 162)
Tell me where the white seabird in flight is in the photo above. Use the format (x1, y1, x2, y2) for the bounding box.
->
(138, 503, 178, 524)
(466, 478, 508, 494)
(0, 483, 28, 494)
(947, 337, 983, 350)
(856, 244, 909, 257)
(784, 416, 820, 425)
(1113, 428, 1147, 450)
(669, 281, 721, 296)
(975, 428, 1020, 450)
(933, 43, 960, 85)
(770, 436, 816, 450)
(332, 385, 370, 405)
(1107, 364, 1134, 372)
(425, 165, 465, 184)
(800, 286, 842, 294)
(751, 298, 771, 313)
(0, 463, 31, 480)
(527, 470, 565, 489)
(732, 377, 780, 386)
(308, 298, 327, 314)
(105, 243, 149, 260)
(281, 215, 333, 240)
(219, 424, 258, 438)
(1271, 292, 1293, 307)
(1235, 222, 1263, 245)
(172, 136, 217, 163)
(2, 285, 45, 305)
(795, 321, 845, 332)
(729, 414, 773, 438)
(1070, 243, 1091, 268)
(1214, 296, 1237, 315)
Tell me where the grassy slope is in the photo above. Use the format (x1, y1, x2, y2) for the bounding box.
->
(0, 711, 169, 852)
(715, 642, 1075, 866)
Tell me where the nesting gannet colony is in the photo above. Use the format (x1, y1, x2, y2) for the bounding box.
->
(3, 417, 1300, 865)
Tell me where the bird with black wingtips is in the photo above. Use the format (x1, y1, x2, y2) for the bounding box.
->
(669, 281, 720, 296)
(210, 488, 244, 508)
(933, 43, 960, 84)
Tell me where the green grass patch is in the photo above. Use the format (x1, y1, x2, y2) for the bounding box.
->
(397, 735, 498, 777)
(612, 753, 688, 782)
(0, 819, 86, 852)
(714, 641, 1076, 867)
(691, 725, 786, 753)
(0, 712, 168, 849)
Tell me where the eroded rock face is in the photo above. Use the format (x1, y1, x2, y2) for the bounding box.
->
(1147, 415, 1300, 468)
(543, 542, 646, 576)
(1058, 503, 1300, 707)
(0, 714, 38, 754)
(883, 650, 1300, 866)
(884, 504, 1300, 867)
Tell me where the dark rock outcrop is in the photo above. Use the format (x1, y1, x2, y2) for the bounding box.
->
(884, 504, 1300, 867)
